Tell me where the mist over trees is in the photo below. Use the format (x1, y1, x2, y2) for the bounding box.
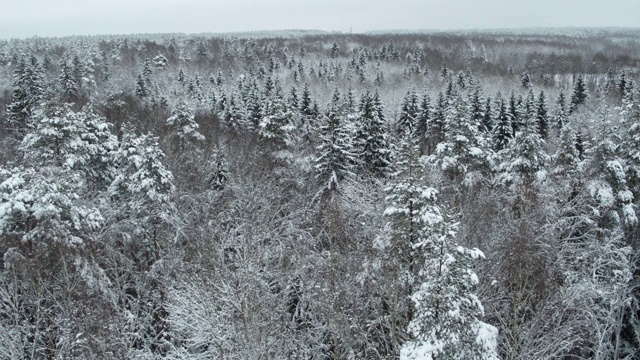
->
(0, 28, 640, 359)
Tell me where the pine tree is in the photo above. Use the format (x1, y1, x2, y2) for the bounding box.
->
(384, 130, 434, 286)
(508, 92, 521, 136)
(289, 86, 299, 110)
(109, 126, 175, 215)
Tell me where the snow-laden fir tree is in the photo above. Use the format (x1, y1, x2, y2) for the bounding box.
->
(21, 103, 118, 187)
(570, 74, 588, 113)
(314, 99, 356, 196)
(482, 96, 493, 133)
(496, 96, 549, 190)
(258, 93, 295, 148)
(208, 146, 229, 191)
(535, 90, 549, 140)
(492, 94, 512, 152)
(109, 125, 175, 220)
(166, 100, 205, 150)
(429, 91, 491, 188)
(400, 208, 499, 360)
(386, 134, 498, 359)
(618, 81, 640, 195)
(416, 92, 432, 151)
(398, 88, 420, 135)
(355, 90, 390, 174)
(553, 91, 569, 133)
(384, 130, 434, 314)
(469, 86, 485, 131)
(585, 104, 636, 229)
(59, 60, 78, 99)
(6, 56, 44, 128)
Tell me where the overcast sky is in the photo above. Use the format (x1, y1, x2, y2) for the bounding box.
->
(1, 0, 639, 39)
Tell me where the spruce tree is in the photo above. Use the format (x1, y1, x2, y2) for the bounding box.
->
(314, 102, 356, 195)
(416, 92, 431, 152)
(482, 96, 493, 133)
(492, 94, 512, 152)
(554, 91, 568, 132)
(496, 101, 549, 188)
(6, 56, 44, 128)
(59, 60, 78, 99)
(570, 74, 588, 113)
(355, 90, 389, 174)
(430, 92, 490, 187)
(166, 101, 205, 150)
(535, 90, 548, 140)
(259, 94, 295, 148)
(401, 209, 498, 360)
(398, 88, 420, 135)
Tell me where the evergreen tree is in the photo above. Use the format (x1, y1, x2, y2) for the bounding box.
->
(384, 130, 433, 289)
(482, 96, 493, 133)
(535, 90, 549, 140)
(314, 101, 356, 195)
(355, 90, 389, 174)
(416, 92, 431, 152)
(469, 86, 485, 131)
(430, 92, 490, 187)
(570, 74, 588, 113)
(289, 86, 299, 110)
(166, 101, 205, 149)
(6, 56, 44, 127)
(259, 94, 295, 147)
(554, 91, 568, 132)
(59, 60, 78, 99)
(619, 82, 640, 195)
(208, 146, 229, 191)
(398, 88, 420, 135)
(508, 92, 521, 136)
(135, 74, 147, 98)
(300, 83, 313, 116)
(521, 71, 531, 89)
(331, 42, 340, 58)
(492, 94, 512, 152)
(496, 101, 549, 188)
(401, 209, 498, 360)
(109, 125, 175, 218)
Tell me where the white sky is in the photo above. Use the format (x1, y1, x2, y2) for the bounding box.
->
(1, 0, 639, 39)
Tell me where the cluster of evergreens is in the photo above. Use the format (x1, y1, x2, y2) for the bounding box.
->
(0, 29, 639, 358)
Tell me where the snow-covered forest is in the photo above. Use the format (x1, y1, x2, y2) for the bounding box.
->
(1, 28, 640, 359)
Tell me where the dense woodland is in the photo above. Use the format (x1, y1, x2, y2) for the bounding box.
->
(1, 28, 640, 359)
